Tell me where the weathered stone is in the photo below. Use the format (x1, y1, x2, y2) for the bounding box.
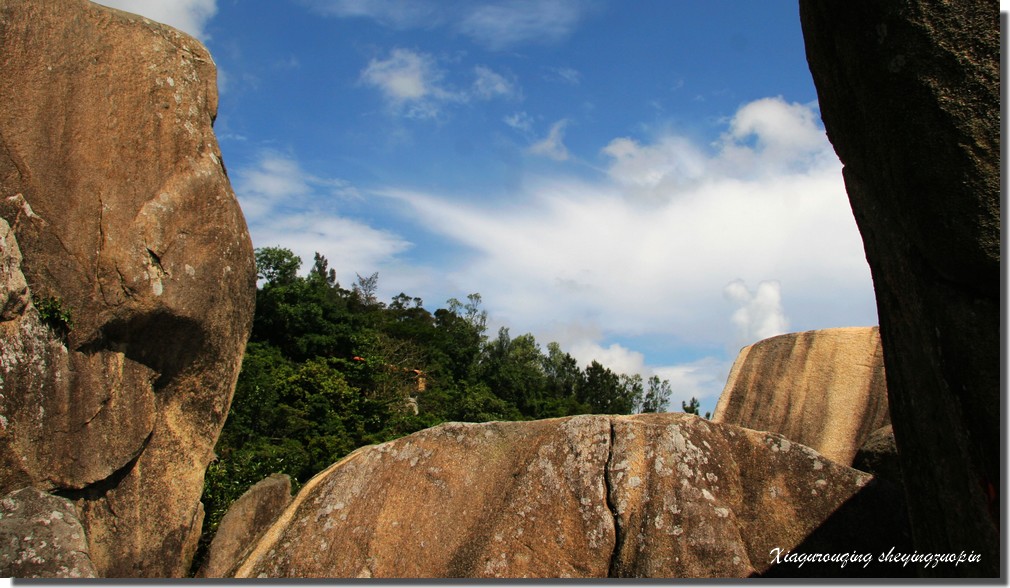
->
(799, 0, 999, 576)
(0, 487, 97, 578)
(852, 425, 902, 485)
(197, 474, 292, 578)
(606, 414, 883, 577)
(2, 219, 155, 502)
(0, 0, 256, 577)
(0, 217, 28, 321)
(237, 416, 616, 578)
(712, 327, 890, 466)
(233, 414, 900, 578)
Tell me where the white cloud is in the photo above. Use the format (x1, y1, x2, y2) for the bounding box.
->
(359, 49, 451, 119)
(375, 97, 876, 411)
(602, 135, 708, 196)
(359, 50, 517, 119)
(653, 357, 733, 412)
(472, 66, 517, 100)
(602, 97, 838, 203)
(234, 150, 359, 218)
(544, 66, 582, 85)
(529, 119, 571, 161)
(504, 111, 535, 134)
(458, 0, 593, 50)
(727, 97, 824, 153)
(717, 97, 836, 177)
(252, 215, 411, 286)
(233, 151, 407, 285)
(304, 0, 442, 29)
(93, 0, 217, 40)
(306, 0, 597, 51)
(724, 279, 789, 348)
(569, 340, 647, 378)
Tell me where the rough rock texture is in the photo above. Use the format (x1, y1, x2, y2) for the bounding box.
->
(0, 487, 97, 578)
(0, 217, 28, 321)
(197, 474, 292, 578)
(0, 211, 157, 494)
(0, 0, 257, 577)
(852, 425, 902, 486)
(799, 1, 999, 576)
(712, 327, 890, 466)
(233, 414, 901, 578)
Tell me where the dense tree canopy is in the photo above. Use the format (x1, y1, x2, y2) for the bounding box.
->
(195, 246, 676, 572)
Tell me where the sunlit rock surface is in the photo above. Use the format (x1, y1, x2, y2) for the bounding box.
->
(235, 414, 896, 578)
(0, 0, 256, 576)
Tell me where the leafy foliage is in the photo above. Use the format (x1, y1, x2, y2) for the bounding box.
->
(194, 246, 681, 573)
(32, 294, 73, 338)
(681, 396, 711, 419)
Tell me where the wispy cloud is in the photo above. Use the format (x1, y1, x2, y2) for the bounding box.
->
(299, 0, 443, 28)
(472, 65, 518, 100)
(93, 0, 218, 40)
(457, 0, 595, 50)
(234, 150, 359, 215)
(528, 119, 571, 161)
(360, 49, 518, 119)
(504, 111, 535, 134)
(374, 96, 876, 405)
(359, 49, 453, 119)
(233, 151, 408, 284)
(543, 66, 582, 85)
(305, 0, 598, 51)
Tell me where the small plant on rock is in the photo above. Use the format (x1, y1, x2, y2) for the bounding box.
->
(32, 294, 73, 338)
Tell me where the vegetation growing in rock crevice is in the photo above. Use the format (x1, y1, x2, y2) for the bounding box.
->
(194, 246, 674, 573)
(32, 294, 73, 339)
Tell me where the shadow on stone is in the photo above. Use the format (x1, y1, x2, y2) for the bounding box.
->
(758, 476, 913, 578)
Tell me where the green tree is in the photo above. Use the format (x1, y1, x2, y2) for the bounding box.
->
(620, 373, 645, 415)
(255, 246, 301, 285)
(453, 381, 522, 422)
(642, 375, 672, 413)
(681, 396, 711, 419)
(581, 361, 623, 413)
(252, 250, 358, 362)
(478, 328, 547, 417)
(433, 294, 487, 385)
(540, 342, 588, 417)
(352, 272, 381, 309)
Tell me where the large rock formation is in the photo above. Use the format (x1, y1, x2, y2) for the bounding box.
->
(799, 1, 999, 576)
(0, 487, 97, 578)
(197, 474, 292, 578)
(0, 0, 257, 577)
(233, 414, 908, 578)
(712, 327, 890, 466)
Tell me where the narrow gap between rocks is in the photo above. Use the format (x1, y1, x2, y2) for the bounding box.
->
(604, 418, 624, 578)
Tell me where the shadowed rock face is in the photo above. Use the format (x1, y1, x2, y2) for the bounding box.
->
(233, 414, 892, 579)
(799, 1, 999, 576)
(713, 327, 890, 466)
(0, 0, 256, 577)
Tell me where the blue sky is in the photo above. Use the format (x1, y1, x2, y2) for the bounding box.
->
(95, 0, 881, 416)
